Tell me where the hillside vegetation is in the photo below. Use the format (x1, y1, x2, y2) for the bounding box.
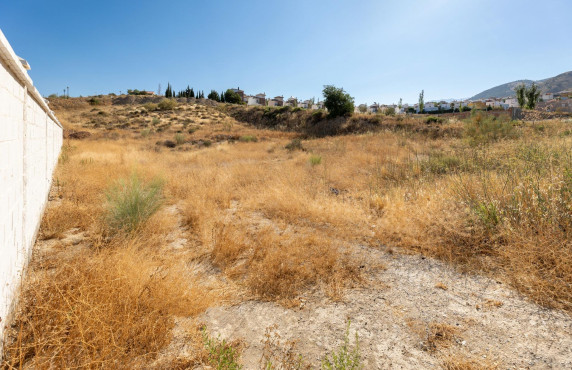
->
(2, 98, 571, 368)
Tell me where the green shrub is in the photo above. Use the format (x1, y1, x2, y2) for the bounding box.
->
(105, 174, 164, 232)
(239, 135, 257, 143)
(143, 102, 158, 111)
(202, 329, 242, 369)
(203, 140, 212, 147)
(323, 85, 355, 118)
(309, 155, 322, 166)
(321, 320, 361, 370)
(292, 107, 303, 112)
(151, 117, 160, 125)
(384, 107, 396, 116)
(312, 110, 326, 122)
(421, 153, 462, 174)
(285, 138, 304, 151)
(174, 133, 185, 145)
(425, 116, 444, 124)
(88, 97, 102, 106)
(464, 114, 518, 146)
(158, 98, 177, 111)
(140, 129, 152, 138)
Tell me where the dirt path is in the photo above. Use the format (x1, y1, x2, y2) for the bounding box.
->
(201, 244, 572, 369)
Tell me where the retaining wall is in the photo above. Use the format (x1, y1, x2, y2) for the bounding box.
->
(0, 29, 62, 349)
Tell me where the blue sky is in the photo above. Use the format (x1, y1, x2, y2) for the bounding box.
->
(1, 0, 571, 105)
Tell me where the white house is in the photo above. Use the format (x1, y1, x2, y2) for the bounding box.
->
(268, 96, 284, 107)
(504, 98, 519, 108)
(368, 103, 379, 114)
(541, 93, 554, 101)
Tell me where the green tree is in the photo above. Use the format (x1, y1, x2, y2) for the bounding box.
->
(322, 85, 355, 117)
(208, 90, 220, 101)
(164, 83, 173, 98)
(418, 90, 424, 113)
(220, 91, 226, 103)
(398, 98, 402, 110)
(224, 89, 243, 104)
(525, 83, 541, 109)
(358, 104, 368, 113)
(515, 84, 526, 108)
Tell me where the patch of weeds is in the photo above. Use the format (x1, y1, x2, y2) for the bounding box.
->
(105, 173, 164, 232)
(143, 102, 158, 111)
(174, 133, 186, 145)
(425, 116, 444, 124)
(188, 126, 199, 134)
(239, 135, 258, 143)
(464, 114, 518, 146)
(202, 328, 242, 370)
(309, 155, 322, 166)
(285, 138, 304, 151)
(158, 98, 177, 111)
(321, 320, 362, 370)
(151, 117, 160, 126)
(473, 201, 501, 230)
(140, 129, 152, 138)
(421, 153, 462, 175)
(203, 139, 212, 147)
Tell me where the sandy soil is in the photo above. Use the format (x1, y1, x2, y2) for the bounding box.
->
(200, 244, 572, 369)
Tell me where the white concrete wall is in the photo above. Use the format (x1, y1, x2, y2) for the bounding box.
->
(0, 29, 62, 349)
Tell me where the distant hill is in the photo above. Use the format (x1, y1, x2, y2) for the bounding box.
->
(470, 71, 572, 100)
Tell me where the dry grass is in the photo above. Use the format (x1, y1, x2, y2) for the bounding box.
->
(3, 100, 571, 367)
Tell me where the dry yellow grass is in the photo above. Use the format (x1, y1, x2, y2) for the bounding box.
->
(2, 100, 571, 367)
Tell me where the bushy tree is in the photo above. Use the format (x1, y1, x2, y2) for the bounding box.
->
(525, 83, 541, 109)
(322, 85, 354, 118)
(358, 104, 368, 113)
(224, 89, 243, 104)
(515, 84, 526, 108)
(208, 90, 220, 101)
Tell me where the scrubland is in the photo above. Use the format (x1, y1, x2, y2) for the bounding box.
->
(2, 98, 571, 368)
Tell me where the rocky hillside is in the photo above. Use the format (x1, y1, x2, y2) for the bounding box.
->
(470, 71, 572, 100)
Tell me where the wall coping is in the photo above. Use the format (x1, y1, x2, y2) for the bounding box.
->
(0, 29, 61, 128)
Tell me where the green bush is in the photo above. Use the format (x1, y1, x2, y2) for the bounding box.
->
(309, 155, 322, 166)
(158, 98, 177, 111)
(321, 320, 361, 370)
(202, 329, 242, 369)
(143, 103, 158, 111)
(88, 97, 102, 106)
(174, 133, 185, 145)
(384, 107, 396, 116)
(239, 135, 257, 142)
(425, 116, 444, 124)
(464, 114, 518, 146)
(323, 85, 355, 118)
(105, 174, 164, 232)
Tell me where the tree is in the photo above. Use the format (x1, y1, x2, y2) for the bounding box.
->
(220, 91, 226, 103)
(515, 84, 526, 108)
(418, 90, 424, 113)
(525, 83, 541, 109)
(398, 98, 402, 110)
(164, 83, 173, 98)
(208, 90, 220, 101)
(322, 85, 355, 117)
(358, 104, 368, 113)
(224, 89, 243, 104)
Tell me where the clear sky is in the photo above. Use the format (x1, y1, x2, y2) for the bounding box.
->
(1, 0, 571, 105)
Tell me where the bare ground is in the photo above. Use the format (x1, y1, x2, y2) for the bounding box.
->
(199, 244, 572, 369)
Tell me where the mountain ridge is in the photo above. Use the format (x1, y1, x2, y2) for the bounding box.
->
(470, 71, 572, 100)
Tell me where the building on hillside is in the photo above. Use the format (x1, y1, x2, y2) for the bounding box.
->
(312, 101, 324, 110)
(368, 103, 379, 114)
(541, 92, 554, 101)
(285, 96, 298, 107)
(504, 98, 519, 108)
(268, 96, 284, 107)
(299, 99, 313, 109)
(468, 101, 487, 110)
